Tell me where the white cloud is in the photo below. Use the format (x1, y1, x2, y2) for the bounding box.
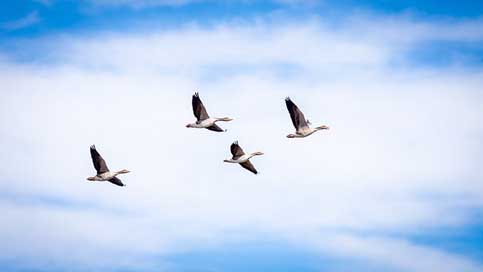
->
(1, 11, 41, 31)
(0, 15, 482, 271)
(304, 233, 483, 272)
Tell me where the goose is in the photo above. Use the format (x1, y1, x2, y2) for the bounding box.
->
(86, 145, 130, 187)
(285, 97, 329, 138)
(186, 92, 233, 132)
(224, 141, 264, 174)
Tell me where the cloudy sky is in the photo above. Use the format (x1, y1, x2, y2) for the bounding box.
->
(1, 0, 483, 271)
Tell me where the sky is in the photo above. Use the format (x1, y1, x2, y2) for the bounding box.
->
(0, 0, 483, 271)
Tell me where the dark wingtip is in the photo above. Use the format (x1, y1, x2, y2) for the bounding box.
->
(194, 91, 199, 97)
(90, 145, 96, 150)
(285, 96, 291, 101)
(233, 140, 238, 145)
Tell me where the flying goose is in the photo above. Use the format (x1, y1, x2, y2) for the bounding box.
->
(86, 145, 130, 187)
(285, 97, 329, 138)
(224, 141, 264, 174)
(186, 92, 233, 132)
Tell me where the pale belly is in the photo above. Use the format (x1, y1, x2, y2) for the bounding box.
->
(234, 154, 251, 163)
(297, 127, 316, 137)
(98, 172, 115, 180)
(196, 118, 216, 128)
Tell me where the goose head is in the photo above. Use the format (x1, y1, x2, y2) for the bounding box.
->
(286, 134, 297, 138)
(252, 151, 264, 156)
(86, 176, 96, 181)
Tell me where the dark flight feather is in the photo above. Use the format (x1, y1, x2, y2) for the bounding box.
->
(206, 124, 224, 132)
(240, 160, 258, 174)
(192, 92, 210, 121)
(90, 145, 109, 174)
(285, 97, 309, 131)
(108, 176, 125, 187)
(230, 141, 245, 160)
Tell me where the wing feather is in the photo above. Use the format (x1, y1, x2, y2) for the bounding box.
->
(108, 177, 125, 187)
(240, 160, 258, 174)
(285, 97, 309, 131)
(90, 145, 109, 174)
(230, 141, 245, 160)
(206, 124, 224, 132)
(192, 92, 210, 121)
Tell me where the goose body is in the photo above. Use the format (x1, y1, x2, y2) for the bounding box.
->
(88, 171, 128, 181)
(224, 153, 255, 163)
(224, 141, 263, 174)
(188, 117, 226, 129)
(285, 97, 329, 138)
(186, 92, 233, 132)
(87, 145, 130, 187)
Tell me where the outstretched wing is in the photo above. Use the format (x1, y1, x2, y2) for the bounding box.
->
(206, 124, 224, 132)
(90, 145, 109, 174)
(230, 141, 245, 160)
(108, 177, 125, 187)
(285, 97, 309, 131)
(240, 160, 258, 174)
(192, 92, 210, 121)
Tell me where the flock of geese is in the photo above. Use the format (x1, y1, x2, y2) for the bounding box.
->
(87, 92, 330, 186)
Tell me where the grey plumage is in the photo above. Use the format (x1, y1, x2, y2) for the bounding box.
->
(285, 97, 309, 132)
(192, 92, 209, 121)
(90, 145, 109, 174)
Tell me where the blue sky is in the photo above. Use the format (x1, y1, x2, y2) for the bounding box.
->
(1, 1, 483, 272)
(1, 0, 483, 38)
(2, 0, 483, 68)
